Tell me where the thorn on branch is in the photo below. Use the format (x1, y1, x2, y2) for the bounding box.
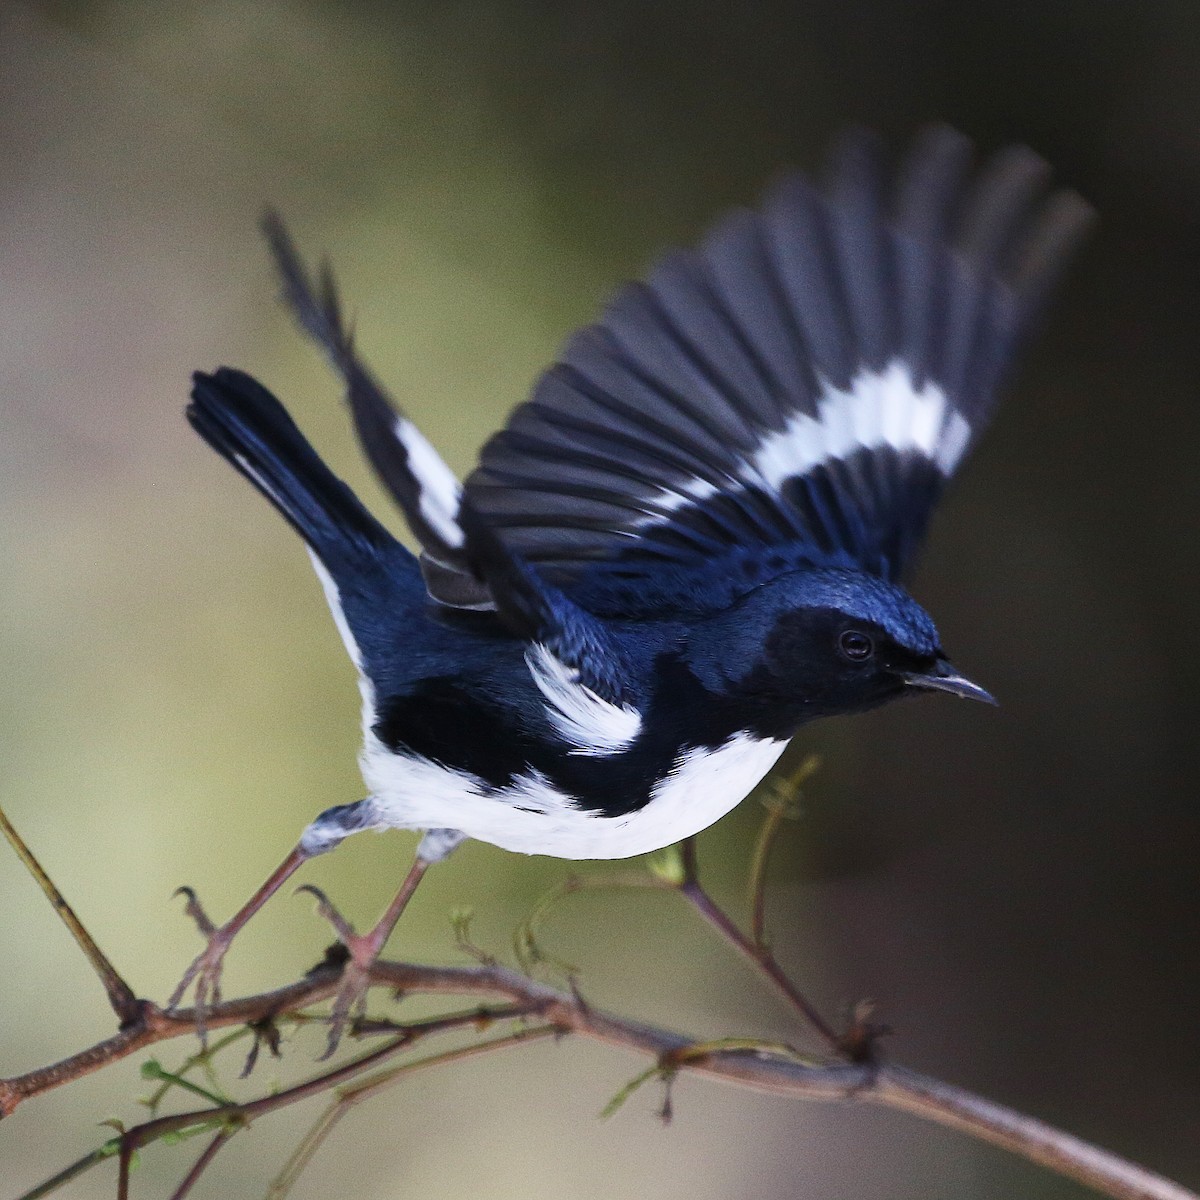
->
(836, 1000, 891, 1066)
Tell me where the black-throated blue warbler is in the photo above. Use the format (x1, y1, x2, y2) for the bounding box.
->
(173, 127, 1092, 1051)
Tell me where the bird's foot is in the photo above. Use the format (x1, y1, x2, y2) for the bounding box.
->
(167, 887, 237, 1042)
(297, 884, 394, 1058)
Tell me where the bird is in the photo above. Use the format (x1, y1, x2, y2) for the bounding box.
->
(172, 126, 1092, 1054)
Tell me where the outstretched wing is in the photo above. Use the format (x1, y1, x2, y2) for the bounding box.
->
(465, 127, 1093, 589)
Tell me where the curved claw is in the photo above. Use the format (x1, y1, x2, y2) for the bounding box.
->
(166, 846, 312, 1045)
(319, 958, 373, 1059)
(294, 883, 373, 1055)
(294, 884, 358, 944)
(302, 860, 432, 1057)
(166, 922, 236, 1045)
(172, 886, 217, 938)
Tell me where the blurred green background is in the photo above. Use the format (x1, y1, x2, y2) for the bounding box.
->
(2, 1, 1198, 1196)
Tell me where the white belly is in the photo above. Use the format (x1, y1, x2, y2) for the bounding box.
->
(360, 731, 789, 860)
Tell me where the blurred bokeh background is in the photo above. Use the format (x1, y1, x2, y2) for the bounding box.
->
(2, 1, 1198, 1196)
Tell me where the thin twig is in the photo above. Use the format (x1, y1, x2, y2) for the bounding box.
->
(872, 1067, 1200, 1200)
(350, 1002, 538, 1038)
(116, 1143, 132, 1200)
(145, 1028, 252, 1112)
(514, 870, 675, 972)
(0, 976, 342, 1117)
(13, 1146, 116, 1200)
(115, 1022, 557, 1200)
(747, 755, 819, 946)
(39, 1010, 552, 1199)
(168, 1131, 230, 1200)
(268, 1026, 558, 1200)
(748, 800, 789, 947)
(266, 1097, 350, 1200)
(0, 802, 141, 1027)
(678, 836, 840, 1048)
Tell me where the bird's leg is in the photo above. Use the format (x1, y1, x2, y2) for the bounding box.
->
(297, 826, 464, 1056)
(168, 845, 310, 1028)
(298, 853, 432, 1058)
(168, 799, 380, 1037)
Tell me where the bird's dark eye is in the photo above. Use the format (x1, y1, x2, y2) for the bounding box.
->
(838, 630, 875, 662)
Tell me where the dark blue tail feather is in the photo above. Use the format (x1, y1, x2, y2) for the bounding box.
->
(187, 368, 410, 576)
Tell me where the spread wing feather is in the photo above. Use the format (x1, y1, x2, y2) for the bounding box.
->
(465, 126, 1093, 587)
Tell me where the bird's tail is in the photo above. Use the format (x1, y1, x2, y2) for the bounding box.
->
(187, 367, 406, 575)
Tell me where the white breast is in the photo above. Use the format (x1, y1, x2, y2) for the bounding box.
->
(360, 730, 788, 861)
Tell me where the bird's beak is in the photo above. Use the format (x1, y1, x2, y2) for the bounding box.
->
(903, 660, 997, 705)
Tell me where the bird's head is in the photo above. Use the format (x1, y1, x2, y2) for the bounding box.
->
(684, 568, 994, 733)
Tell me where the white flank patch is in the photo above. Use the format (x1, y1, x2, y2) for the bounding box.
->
(641, 359, 970, 519)
(633, 734, 789, 854)
(394, 416, 465, 549)
(359, 730, 787, 860)
(525, 642, 642, 755)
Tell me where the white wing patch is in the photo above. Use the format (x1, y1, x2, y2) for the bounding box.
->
(642, 359, 969, 517)
(525, 642, 642, 755)
(393, 416, 465, 548)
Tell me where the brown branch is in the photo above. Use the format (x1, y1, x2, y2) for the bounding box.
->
(873, 1067, 1200, 1200)
(0, 803, 141, 1027)
(2, 800, 1191, 1200)
(3, 957, 1193, 1200)
(0, 972, 341, 1117)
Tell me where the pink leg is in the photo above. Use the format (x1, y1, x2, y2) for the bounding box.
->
(168, 845, 311, 1033)
(299, 854, 432, 1057)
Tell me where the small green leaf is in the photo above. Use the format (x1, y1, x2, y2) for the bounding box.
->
(646, 844, 685, 886)
(160, 1123, 217, 1146)
(448, 906, 475, 938)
